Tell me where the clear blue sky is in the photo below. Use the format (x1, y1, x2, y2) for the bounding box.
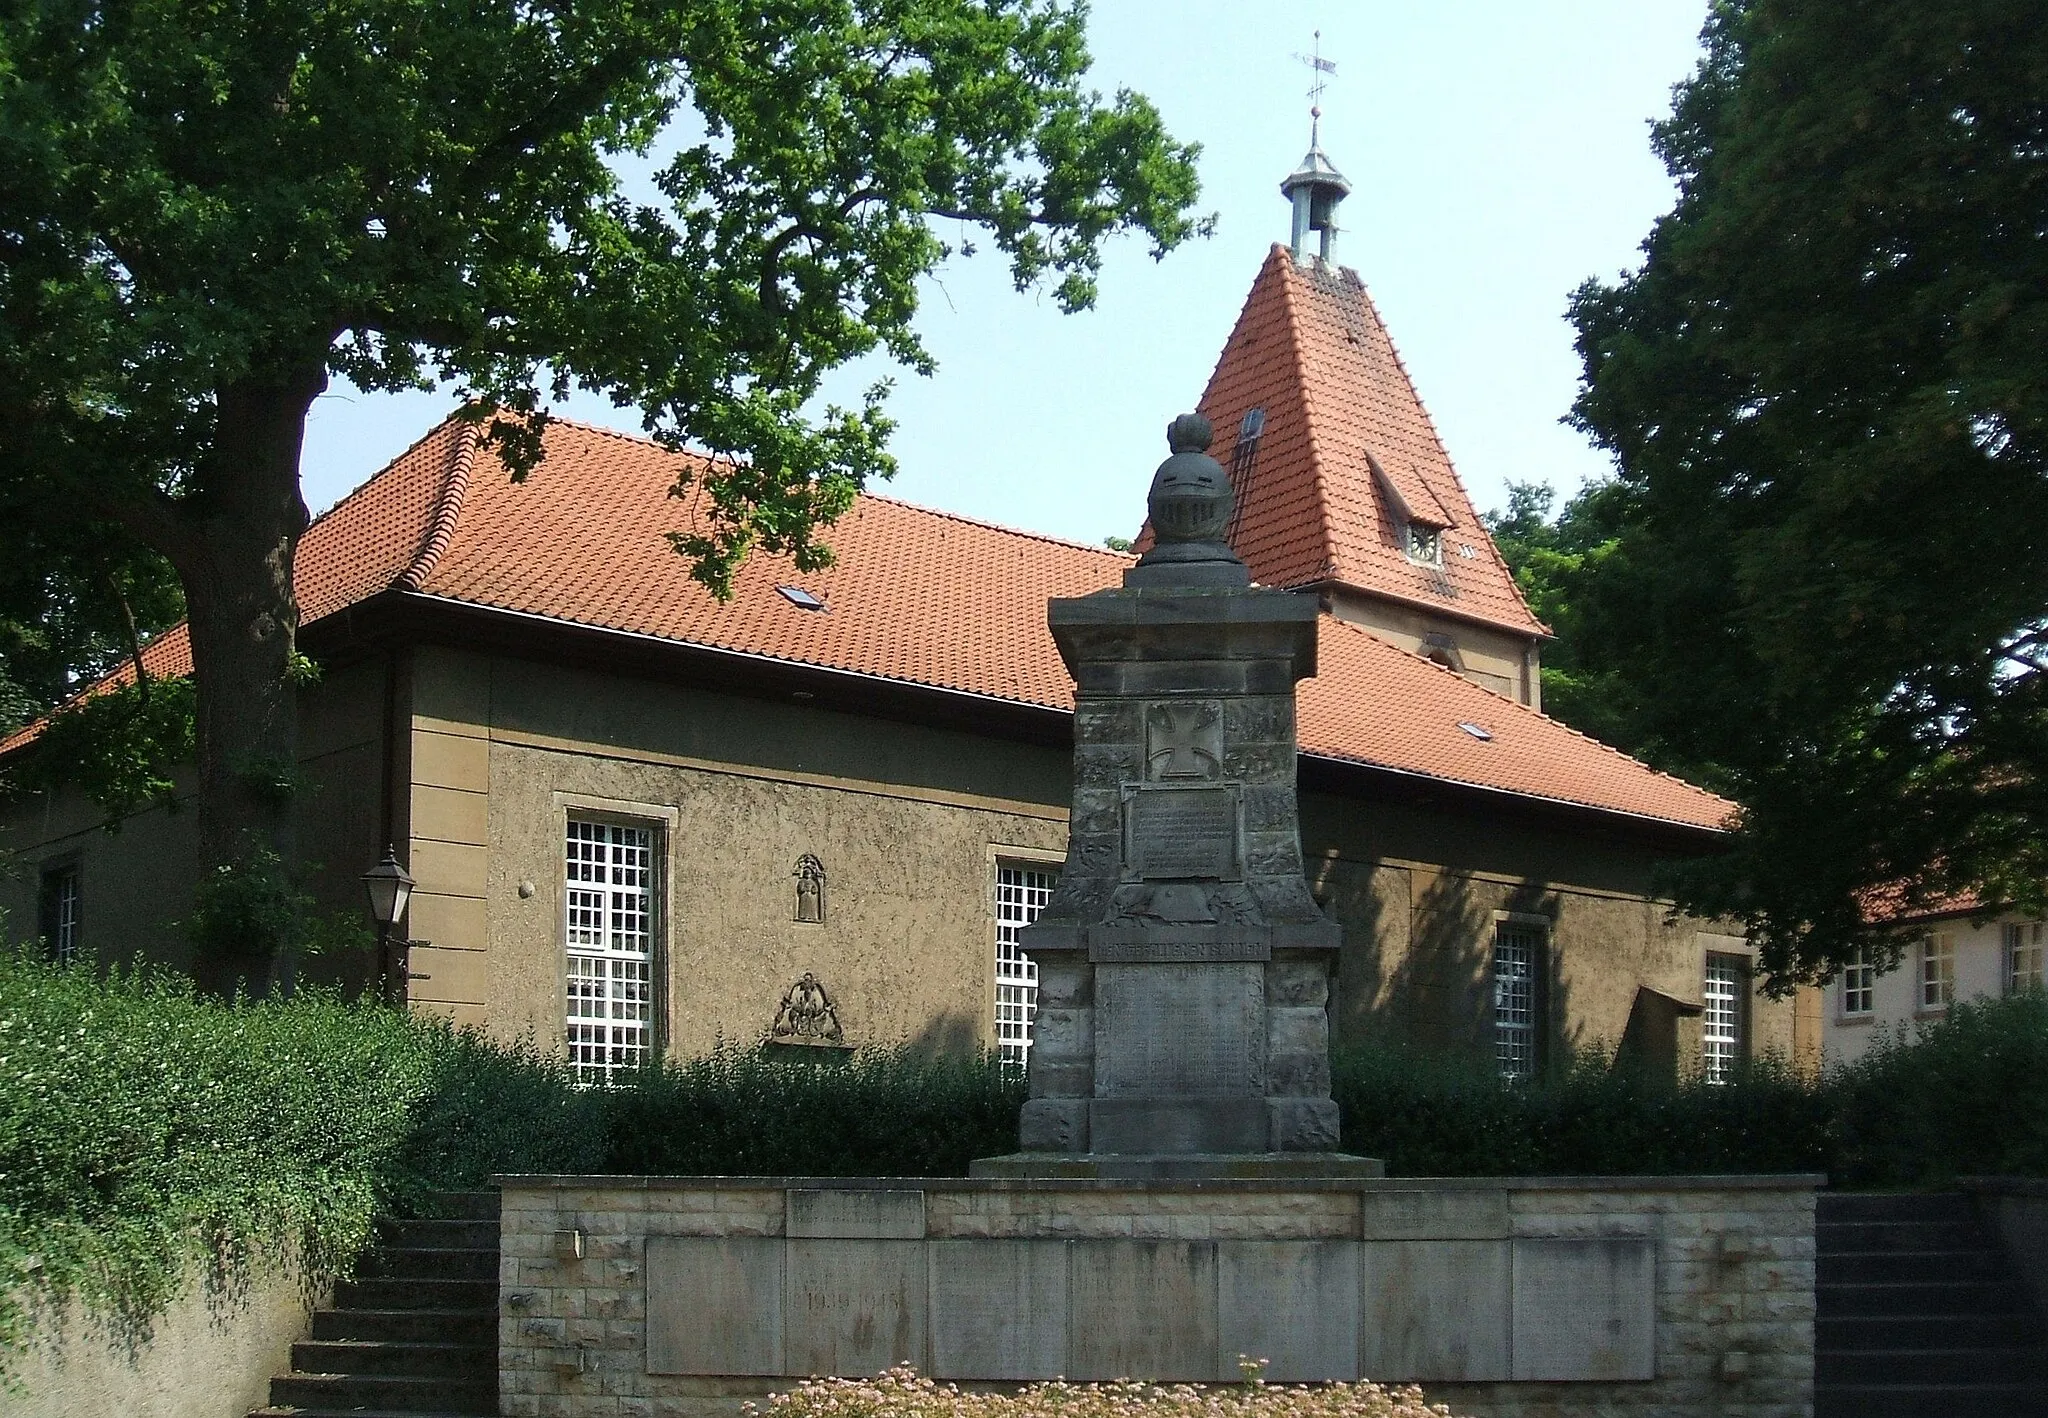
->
(297, 1, 1708, 548)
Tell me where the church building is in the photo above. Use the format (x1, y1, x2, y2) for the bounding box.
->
(1, 139, 1814, 1082)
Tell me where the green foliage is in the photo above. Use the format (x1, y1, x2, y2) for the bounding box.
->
(1336, 994, 2048, 1186)
(11, 942, 2031, 1378)
(1826, 991, 2048, 1186)
(598, 1042, 1026, 1177)
(21, 674, 196, 822)
(1481, 482, 1653, 762)
(0, 0, 1207, 596)
(181, 846, 366, 966)
(1564, 0, 2048, 983)
(1334, 1042, 1830, 1179)
(0, 511, 183, 737)
(0, 951, 429, 1373)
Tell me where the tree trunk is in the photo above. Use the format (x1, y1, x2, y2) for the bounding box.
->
(172, 362, 325, 989)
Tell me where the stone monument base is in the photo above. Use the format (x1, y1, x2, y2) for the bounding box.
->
(969, 1151, 1384, 1181)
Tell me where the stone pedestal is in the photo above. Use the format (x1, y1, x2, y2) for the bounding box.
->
(984, 415, 1369, 1171)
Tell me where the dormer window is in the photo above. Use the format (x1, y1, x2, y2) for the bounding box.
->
(1404, 521, 1443, 566)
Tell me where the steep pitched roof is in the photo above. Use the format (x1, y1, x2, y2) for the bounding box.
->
(5, 413, 1729, 833)
(1196, 245, 1545, 638)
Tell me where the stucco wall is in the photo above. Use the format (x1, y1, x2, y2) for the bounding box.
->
(396, 644, 1787, 1073)
(2, 1251, 314, 1418)
(1322, 588, 1538, 707)
(1, 638, 1786, 1075)
(0, 658, 392, 992)
(1823, 914, 2025, 1067)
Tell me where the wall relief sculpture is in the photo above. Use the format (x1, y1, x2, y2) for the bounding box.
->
(793, 854, 826, 924)
(768, 972, 846, 1048)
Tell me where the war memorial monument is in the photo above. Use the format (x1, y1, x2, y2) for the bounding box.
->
(496, 423, 1821, 1417)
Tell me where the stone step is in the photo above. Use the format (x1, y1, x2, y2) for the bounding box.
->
(291, 1337, 495, 1377)
(357, 1244, 501, 1282)
(1817, 1191, 1973, 1224)
(1814, 1381, 2048, 1418)
(1818, 1278, 2035, 1318)
(333, 1276, 497, 1312)
(376, 1216, 502, 1251)
(1819, 1313, 2047, 1352)
(1819, 1219, 1987, 1253)
(308, 1306, 497, 1345)
(1819, 1247, 2008, 1284)
(1817, 1344, 2048, 1385)
(267, 1370, 495, 1414)
(420, 1190, 500, 1221)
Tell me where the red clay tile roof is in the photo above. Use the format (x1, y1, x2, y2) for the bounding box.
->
(5, 413, 1729, 832)
(1194, 245, 1546, 637)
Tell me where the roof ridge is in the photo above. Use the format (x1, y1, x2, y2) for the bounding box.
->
(1274, 250, 1346, 585)
(304, 411, 468, 532)
(1318, 614, 1731, 814)
(398, 419, 481, 591)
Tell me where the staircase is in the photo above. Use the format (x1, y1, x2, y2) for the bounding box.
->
(1816, 1191, 2048, 1418)
(251, 1191, 499, 1418)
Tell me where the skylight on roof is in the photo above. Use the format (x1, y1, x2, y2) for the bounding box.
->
(777, 585, 825, 611)
(1458, 722, 1494, 741)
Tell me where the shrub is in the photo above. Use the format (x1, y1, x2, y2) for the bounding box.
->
(1333, 1043, 1832, 1178)
(598, 1041, 1026, 1177)
(1825, 991, 2048, 1186)
(748, 1365, 1465, 1418)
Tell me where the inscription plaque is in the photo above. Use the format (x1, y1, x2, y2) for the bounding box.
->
(1095, 963, 1264, 1097)
(1123, 784, 1241, 881)
(1089, 935, 1270, 963)
(785, 1239, 927, 1375)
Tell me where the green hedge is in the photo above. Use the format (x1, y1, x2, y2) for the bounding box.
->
(2, 948, 2042, 1373)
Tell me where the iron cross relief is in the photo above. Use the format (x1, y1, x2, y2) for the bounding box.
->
(1145, 701, 1224, 780)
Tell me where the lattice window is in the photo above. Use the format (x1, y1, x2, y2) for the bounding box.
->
(1492, 924, 1542, 1081)
(1841, 946, 1875, 1016)
(1703, 955, 1744, 1084)
(2005, 922, 2045, 996)
(995, 863, 1055, 1069)
(563, 819, 656, 1084)
(40, 866, 79, 967)
(1919, 932, 1955, 1011)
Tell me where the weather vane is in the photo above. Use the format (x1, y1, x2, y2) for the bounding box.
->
(1293, 30, 1338, 145)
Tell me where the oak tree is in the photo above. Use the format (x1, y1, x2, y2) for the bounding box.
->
(0, 0, 1204, 963)
(1567, 0, 2048, 984)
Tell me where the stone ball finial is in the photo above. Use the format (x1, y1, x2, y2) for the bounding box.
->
(1148, 413, 1232, 545)
(1166, 412, 1213, 455)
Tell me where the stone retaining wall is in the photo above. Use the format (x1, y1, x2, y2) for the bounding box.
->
(496, 1175, 1818, 1418)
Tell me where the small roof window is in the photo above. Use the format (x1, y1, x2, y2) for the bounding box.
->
(777, 585, 826, 611)
(1457, 721, 1494, 741)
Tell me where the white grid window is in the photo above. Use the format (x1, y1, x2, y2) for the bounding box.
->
(564, 819, 655, 1085)
(2006, 922, 2045, 996)
(995, 864, 1055, 1069)
(1841, 946, 1875, 1016)
(1920, 932, 1955, 1012)
(1703, 956, 1744, 1084)
(43, 867, 79, 966)
(1492, 925, 1541, 1081)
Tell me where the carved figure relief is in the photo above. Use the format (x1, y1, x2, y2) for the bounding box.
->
(769, 972, 845, 1046)
(1145, 700, 1223, 780)
(793, 854, 826, 924)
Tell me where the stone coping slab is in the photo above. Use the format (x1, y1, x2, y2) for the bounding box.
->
(495, 1171, 1826, 1193)
(1958, 1175, 2048, 1197)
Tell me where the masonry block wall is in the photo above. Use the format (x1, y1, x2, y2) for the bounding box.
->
(497, 1175, 1816, 1418)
